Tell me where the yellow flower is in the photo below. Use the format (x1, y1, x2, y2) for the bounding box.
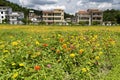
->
(70, 53, 75, 58)
(95, 56, 100, 60)
(12, 72, 18, 79)
(87, 62, 92, 65)
(10, 36, 14, 38)
(96, 43, 100, 47)
(12, 41, 18, 46)
(98, 51, 103, 55)
(0, 44, 5, 48)
(94, 35, 98, 39)
(79, 49, 84, 54)
(81, 68, 87, 73)
(36, 41, 40, 45)
(12, 62, 16, 66)
(110, 41, 115, 45)
(3, 50, 9, 53)
(19, 63, 24, 67)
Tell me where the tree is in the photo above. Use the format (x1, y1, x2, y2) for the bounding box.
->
(116, 13, 120, 24)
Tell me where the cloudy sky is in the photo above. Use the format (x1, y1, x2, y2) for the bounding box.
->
(8, 0, 120, 14)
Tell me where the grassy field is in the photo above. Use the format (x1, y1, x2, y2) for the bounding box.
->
(0, 25, 120, 80)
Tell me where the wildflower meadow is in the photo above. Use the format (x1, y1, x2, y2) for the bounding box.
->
(0, 25, 120, 80)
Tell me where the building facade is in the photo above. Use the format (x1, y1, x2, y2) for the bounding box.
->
(28, 10, 42, 24)
(0, 6, 12, 23)
(75, 11, 90, 25)
(75, 9, 103, 25)
(9, 12, 24, 24)
(87, 9, 103, 25)
(0, 6, 24, 24)
(42, 9, 64, 25)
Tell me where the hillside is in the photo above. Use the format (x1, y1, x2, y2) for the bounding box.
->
(0, 0, 73, 19)
(0, 0, 42, 18)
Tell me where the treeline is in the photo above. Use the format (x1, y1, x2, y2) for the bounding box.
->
(103, 9, 120, 24)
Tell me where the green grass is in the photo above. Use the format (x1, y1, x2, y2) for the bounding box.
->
(0, 25, 120, 80)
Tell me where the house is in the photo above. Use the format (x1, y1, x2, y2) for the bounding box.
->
(65, 18, 72, 23)
(0, 6, 24, 24)
(28, 10, 42, 24)
(75, 11, 90, 25)
(9, 12, 24, 24)
(42, 9, 64, 25)
(75, 9, 103, 25)
(0, 6, 12, 23)
(87, 9, 103, 25)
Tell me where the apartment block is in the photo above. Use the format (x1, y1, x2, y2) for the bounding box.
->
(87, 9, 103, 25)
(9, 12, 24, 24)
(0, 6, 24, 24)
(42, 9, 64, 25)
(75, 9, 103, 25)
(0, 6, 12, 23)
(75, 11, 90, 25)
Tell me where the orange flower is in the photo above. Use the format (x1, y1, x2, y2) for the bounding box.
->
(56, 50, 60, 54)
(34, 65, 41, 71)
(62, 44, 67, 49)
(59, 38, 64, 42)
(42, 43, 48, 47)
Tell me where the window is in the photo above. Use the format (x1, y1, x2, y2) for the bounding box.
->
(1, 11, 3, 14)
(1, 16, 4, 19)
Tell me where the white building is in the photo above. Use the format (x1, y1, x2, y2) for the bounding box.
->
(9, 12, 24, 24)
(0, 6, 12, 23)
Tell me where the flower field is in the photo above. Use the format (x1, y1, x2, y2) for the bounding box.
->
(0, 25, 120, 80)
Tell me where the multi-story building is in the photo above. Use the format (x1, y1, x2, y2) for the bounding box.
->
(0, 6, 12, 23)
(42, 9, 64, 25)
(9, 12, 24, 24)
(87, 9, 103, 25)
(0, 6, 24, 24)
(75, 9, 103, 25)
(75, 11, 90, 25)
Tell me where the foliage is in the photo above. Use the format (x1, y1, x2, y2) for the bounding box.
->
(103, 9, 120, 24)
(92, 21, 101, 25)
(38, 21, 46, 25)
(0, 25, 119, 80)
(79, 21, 89, 26)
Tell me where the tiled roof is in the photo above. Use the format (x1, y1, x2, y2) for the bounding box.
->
(77, 11, 89, 14)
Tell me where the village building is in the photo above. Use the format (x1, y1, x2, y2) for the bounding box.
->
(42, 9, 64, 25)
(75, 9, 103, 25)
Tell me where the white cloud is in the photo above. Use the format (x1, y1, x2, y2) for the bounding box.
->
(8, 0, 120, 14)
(35, 5, 66, 10)
(98, 3, 112, 10)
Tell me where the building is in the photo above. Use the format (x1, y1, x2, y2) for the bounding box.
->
(75, 11, 90, 25)
(28, 10, 42, 24)
(87, 9, 103, 25)
(0, 6, 12, 23)
(0, 6, 24, 24)
(75, 9, 103, 25)
(9, 12, 24, 24)
(42, 9, 64, 25)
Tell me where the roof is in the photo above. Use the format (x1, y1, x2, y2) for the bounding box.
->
(87, 9, 102, 12)
(42, 9, 64, 13)
(42, 10, 54, 13)
(77, 11, 89, 15)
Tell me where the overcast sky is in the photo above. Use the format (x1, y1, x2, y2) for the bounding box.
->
(8, 0, 120, 14)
